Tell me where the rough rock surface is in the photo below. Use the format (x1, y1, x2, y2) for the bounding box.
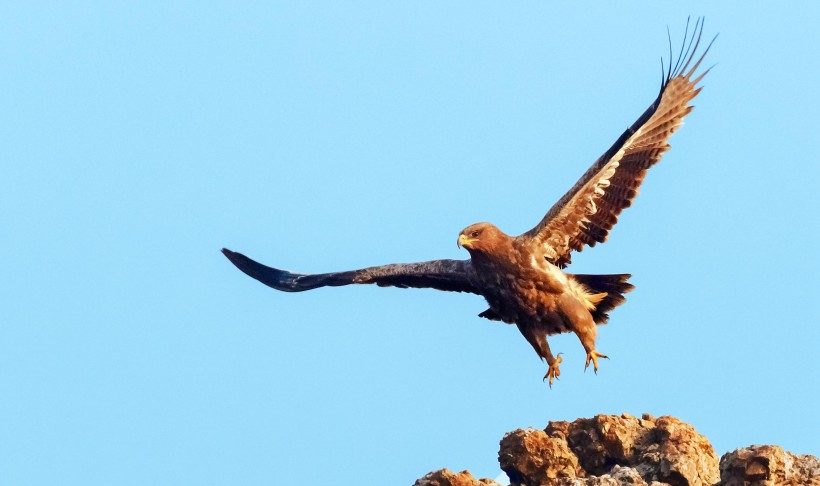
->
(499, 427, 583, 483)
(719, 444, 820, 485)
(500, 413, 719, 486)
(415, 414, 818, 486)
(413, 468, 501, 486)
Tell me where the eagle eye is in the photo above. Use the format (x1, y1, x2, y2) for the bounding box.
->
(470, 231, 480, 238)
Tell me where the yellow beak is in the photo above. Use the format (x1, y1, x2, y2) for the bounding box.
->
(457, 234, 476, 249)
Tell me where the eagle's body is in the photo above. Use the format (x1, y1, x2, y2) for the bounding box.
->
(455, 223, 633, 382)
(222, 20, 715, 385)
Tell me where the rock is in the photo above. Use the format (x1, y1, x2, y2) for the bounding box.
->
(415, 414, 818, 486)
(413, 468, 501, 486)
(499, 428, 582, 485)
(559, 464, 652, 485)
(719, 444, 820, 485)
(500, 414, 718, 486)
(651, 416, 720, 485)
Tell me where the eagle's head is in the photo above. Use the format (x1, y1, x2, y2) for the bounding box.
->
(457, 222, 508, 254)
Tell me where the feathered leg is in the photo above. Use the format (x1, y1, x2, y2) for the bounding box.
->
(517, 323, 562, 387)
(560, 294, 609, 373)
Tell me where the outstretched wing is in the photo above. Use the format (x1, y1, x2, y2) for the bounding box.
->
(520, 19, 716, 268)
(222, 248, 480, 294)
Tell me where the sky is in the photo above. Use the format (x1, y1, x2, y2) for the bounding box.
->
(1, 2, 818, 485)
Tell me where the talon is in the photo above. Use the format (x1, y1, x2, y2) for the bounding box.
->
(543, 354, 563, 388)
(584, 350, 608, 374)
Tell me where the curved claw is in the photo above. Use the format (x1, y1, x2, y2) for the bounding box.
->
(542, 354, 563, 388)
(584, 350, 609, 374)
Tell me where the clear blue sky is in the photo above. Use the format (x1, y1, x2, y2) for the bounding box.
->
(2, 2, 818, 485)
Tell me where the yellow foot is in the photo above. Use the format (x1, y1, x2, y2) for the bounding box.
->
(542, 354, 563, 388)
(584, 350, 609, 374)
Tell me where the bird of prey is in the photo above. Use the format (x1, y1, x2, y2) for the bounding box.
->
(223, 20, 715, 386)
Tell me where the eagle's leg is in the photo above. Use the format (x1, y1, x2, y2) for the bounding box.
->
(578, 330, 609, 373)
(544, 353, 563, 387)
(560, 294, 609, 374)
(517, 323, 562, 387)
(584, 350, 608, 373)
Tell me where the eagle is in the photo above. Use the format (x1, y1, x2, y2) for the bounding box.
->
(222, 20, 715, 386)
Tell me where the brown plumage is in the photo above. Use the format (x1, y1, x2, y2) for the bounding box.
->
(222, 20, 715, 386)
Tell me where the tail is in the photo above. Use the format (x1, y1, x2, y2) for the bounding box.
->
(571, 273, 635, 324)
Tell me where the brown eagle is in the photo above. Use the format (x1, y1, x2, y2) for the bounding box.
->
(223, 20, 715, 386)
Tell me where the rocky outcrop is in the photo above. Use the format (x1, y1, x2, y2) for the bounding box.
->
(415, 414, 818, 486)
(499, 413, 719, 485)
(719, 445, 820, 485)
(413, 468, 500, 486)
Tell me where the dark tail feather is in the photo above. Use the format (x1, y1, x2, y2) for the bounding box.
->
(572, 273, 635, 324)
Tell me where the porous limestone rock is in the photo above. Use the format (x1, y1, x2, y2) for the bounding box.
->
(498, 427, 583, 484)
(413, 468, 501, 486)
(500, 414, 718, 486)
(719, 444, 820, 485)
(415, 414, 818, 486)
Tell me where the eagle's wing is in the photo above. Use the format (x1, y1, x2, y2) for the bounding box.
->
(222, 249, 480, 294)
(519, 19, 715, 268)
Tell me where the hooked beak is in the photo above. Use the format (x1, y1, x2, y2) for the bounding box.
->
(457, 233, 475, 249)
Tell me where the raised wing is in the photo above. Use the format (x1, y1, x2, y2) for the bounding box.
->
(222, 249, 480, 294)
(520, 18, 716, 267)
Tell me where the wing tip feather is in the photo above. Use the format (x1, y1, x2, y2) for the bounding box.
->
(221, 247, 241, 265)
